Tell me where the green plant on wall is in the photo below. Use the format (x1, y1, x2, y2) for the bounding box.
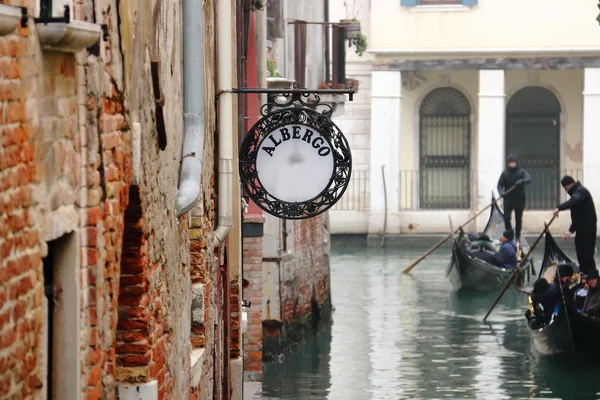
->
(267, 59, 281, 77)
(350, 33, 367, 57)
(251, 0, 265, 11)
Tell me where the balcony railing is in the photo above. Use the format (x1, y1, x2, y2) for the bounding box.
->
(332, 168, 583, 212)
(331, 168, 370, 211)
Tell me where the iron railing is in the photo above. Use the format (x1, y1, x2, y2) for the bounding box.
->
(400, 169, 474, 210)
(526, 169, 583, 209)
(331, 168, 583, 212)
(399, 169, 583, 211)
(331, 168, 370, 211)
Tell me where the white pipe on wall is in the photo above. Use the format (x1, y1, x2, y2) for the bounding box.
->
(175, 0, 205, 216)
(213, 0, 234, 245)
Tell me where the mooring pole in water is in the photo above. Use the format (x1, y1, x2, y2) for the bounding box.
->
(381, 165, 387, 248)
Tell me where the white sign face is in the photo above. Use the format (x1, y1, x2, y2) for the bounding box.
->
(255, 124, 335, 203)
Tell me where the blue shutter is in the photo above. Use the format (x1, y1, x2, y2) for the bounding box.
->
(401, 0, 419, 6)
(461, 0, 477, 5)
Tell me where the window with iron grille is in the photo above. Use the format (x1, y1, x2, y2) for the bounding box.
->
(506, 87, 561, 210)
(419, 87, 472, 209)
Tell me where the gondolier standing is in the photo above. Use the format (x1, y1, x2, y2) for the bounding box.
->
(497, 154, 531, 241)
(553, 175, 598, 275)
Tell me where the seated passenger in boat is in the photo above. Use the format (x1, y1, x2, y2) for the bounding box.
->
(583, 270, 600, 317)
(527, 278, 560, 326)
(491, 230, 518, 270)
(470, 230, 517, 269)
(467, 232, 496, 253)
(555, 263, 574, 287)
(574, 275, 588, 310)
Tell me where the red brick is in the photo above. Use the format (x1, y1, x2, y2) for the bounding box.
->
(119, 274, 146, 286)
(86, 347, 102, 365)
(116, 343, 149, 354)
(9, 274, 33, 299)
(87, 227, 98, 247)
(87, 208, 102, 225)
(86, 384, 102, 400)
(0, 325, 17, 348)
(89, 307, 97, 326)
(117, 294, 143, 307)
(117, 320, 147, 330)
(6, 101, 24, 122)
(88, 366, 101, 387)
(119, 354, 149, 367)
(116, 330, 148, 343)
(87, 248, 99, 265)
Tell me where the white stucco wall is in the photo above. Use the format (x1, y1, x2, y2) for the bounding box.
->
(331, 68, 587, 234)
(370, 0, 600, 51)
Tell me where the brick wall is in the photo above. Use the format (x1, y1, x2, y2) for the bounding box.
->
(242, 231, 263, 375)
(263, 214, 332, 360)
(0, 0, 240, 399)
(0, 8, 42, 398)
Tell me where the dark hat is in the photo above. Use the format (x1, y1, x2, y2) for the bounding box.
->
(502, 229, 514, 241)
(561, 175, 575, 188)
(558, 263, 574, 278)
(588, 269, 599, 280)
(533, 278, 549, 295)
(506, 154, 518, 163)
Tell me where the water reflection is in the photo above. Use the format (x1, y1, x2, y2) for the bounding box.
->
(262, 242, 600, 399)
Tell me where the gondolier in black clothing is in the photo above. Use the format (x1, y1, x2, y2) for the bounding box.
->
(553, 175, 598, 275)
(497, 154, 531, 242)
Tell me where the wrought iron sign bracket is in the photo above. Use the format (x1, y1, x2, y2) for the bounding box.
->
(236, 82, 354, 220)
(229, 86, 355, 103)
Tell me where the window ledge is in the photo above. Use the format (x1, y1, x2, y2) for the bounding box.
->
(0, 4, 22, 36)
(409, 5, 471, 12)
(36, 19, 102, 53)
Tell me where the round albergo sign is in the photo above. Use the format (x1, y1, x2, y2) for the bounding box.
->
(239, 107, 352, 219)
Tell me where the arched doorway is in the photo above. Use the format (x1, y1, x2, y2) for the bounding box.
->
(506, 87, 561, 209)
(419, 87, 471, 209)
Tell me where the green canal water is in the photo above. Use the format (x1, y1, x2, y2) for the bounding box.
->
(261, 237, 600, 400)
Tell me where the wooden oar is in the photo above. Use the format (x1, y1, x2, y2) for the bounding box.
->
(402, 185, 517, 274)
(555, 255, 576, 353)
(482, 216, 557, 322)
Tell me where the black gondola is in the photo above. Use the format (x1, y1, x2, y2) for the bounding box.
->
(525, 231, 600, 355)
(446, 195, 533, 292)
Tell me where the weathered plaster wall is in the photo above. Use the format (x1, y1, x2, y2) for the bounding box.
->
(0, 0, 240, 399)
(263, 214, 332, 360)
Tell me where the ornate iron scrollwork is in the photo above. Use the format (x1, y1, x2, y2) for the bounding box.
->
(239, 86, 352, 220)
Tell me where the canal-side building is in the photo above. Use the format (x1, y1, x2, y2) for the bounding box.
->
(241, 0, 336, 384)
(330, 0, 600, 236)
(0, 0, 243, 399)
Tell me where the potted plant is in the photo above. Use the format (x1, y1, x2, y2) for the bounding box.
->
(346, 78, 360, 92)
(350, 32, 367, 57)
(251, 0, 265, 11)
(339, 18, 361, 39)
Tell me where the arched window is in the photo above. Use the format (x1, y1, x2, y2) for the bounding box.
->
(506, 87, 561, 209)
(419, 87, 472, 209)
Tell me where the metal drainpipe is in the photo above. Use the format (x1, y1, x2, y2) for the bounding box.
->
(175, 0, 206, 216)
(324, 0, 330, 83)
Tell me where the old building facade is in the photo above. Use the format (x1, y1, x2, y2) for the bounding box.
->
(240, 0, 336, 384)
(330, 0, 600, 236)
(0, 0, 242, 399)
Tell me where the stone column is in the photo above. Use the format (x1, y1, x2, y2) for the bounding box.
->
(477, 70, 505, 230)
(368, 71, 401, 236)
(583, 68, 600, 226)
